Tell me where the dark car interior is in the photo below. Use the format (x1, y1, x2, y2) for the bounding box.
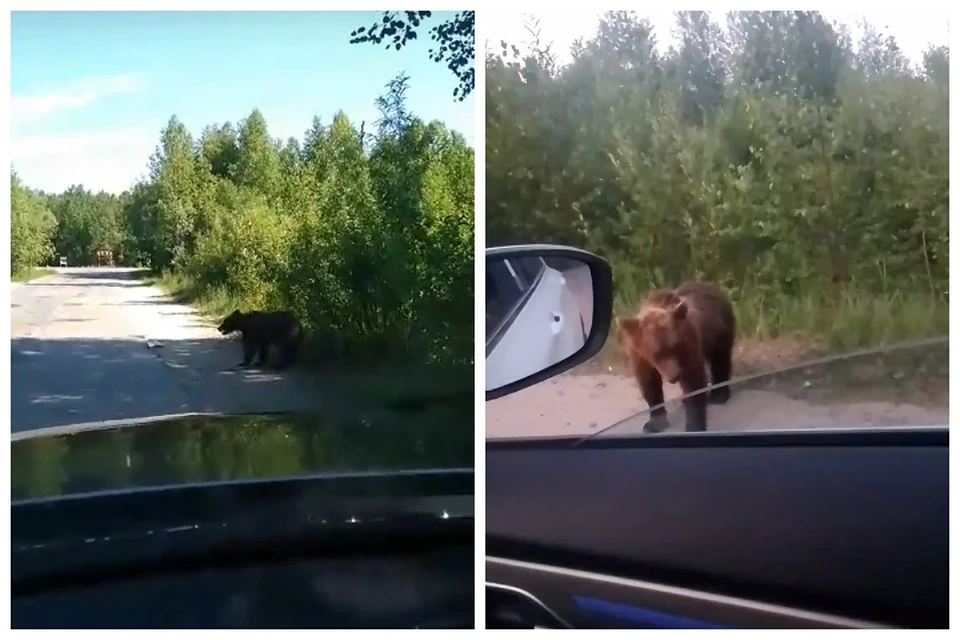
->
(484, 244, 949, 630)
(12, 470, 475, 628)
(486, 428, 948, 629)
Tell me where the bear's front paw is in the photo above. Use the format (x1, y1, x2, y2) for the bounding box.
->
(642, 415, 671, 434)
(708, 385, 730, 405)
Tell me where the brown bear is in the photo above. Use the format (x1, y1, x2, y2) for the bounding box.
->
(616, 282, 736, 433)
(217, 309, 303, 370)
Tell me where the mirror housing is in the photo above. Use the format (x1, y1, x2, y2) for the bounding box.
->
(486, 245, 614, 401)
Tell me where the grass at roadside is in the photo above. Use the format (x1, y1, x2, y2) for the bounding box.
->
(12, 267, 55, 283)
(137, 270, 233, 322)
(136, 269, 474, 413)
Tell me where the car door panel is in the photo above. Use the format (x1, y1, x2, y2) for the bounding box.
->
(486, 428, 948, 628)
(487, 557, 882, 629)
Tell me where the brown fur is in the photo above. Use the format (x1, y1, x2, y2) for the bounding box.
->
(218, 309, 303, 370)
(616, 282, 736, 433)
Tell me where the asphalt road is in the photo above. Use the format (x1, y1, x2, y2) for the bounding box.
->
(11, 268, 322, 434)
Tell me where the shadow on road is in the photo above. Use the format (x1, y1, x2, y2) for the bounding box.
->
(11, 335, 317, 433)
(11, 335, 475, 434)
(57, 268, 150, 282)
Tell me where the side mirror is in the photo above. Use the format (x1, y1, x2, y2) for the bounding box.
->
(486, 245, 614, 401)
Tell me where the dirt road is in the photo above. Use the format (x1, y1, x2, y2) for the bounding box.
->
(486, 346, 949, 439)
(10, 268, 324, 433)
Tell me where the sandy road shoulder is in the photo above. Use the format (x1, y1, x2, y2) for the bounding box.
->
(486, 370, 947, 439)
(120, 280, 326, 415)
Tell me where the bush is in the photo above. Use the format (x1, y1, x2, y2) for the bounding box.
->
(486, 11, 947, 354)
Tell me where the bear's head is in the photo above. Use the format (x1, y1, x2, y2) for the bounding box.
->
(217, 309, 245, 335)
(617, 292, 695, 384)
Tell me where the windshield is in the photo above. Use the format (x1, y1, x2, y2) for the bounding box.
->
(486, 336, 948, 442)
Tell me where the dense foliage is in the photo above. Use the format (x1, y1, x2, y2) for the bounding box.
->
(487, 11, 948, 349)
(12, 75, 475, 366)
(11, 171, 58, 275)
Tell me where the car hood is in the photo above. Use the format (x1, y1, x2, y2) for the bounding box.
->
(11, 409, 474, 502)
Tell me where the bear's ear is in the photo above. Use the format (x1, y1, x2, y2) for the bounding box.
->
(672, 300, 688, 320)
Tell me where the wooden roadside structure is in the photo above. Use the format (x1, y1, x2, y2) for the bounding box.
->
(95, 250, 114, 267)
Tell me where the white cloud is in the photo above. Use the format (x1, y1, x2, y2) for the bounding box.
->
(12, 128, 157, 194)
(11, 74, 151, 193)
(11, 74, 143, 126)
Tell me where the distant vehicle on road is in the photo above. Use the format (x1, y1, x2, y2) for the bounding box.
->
(58, 256, 67, 267)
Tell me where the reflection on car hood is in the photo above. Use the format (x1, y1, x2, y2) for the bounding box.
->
(11, 409, 474, 502)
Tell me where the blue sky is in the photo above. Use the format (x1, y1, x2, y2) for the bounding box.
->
(11, 11, 475, 194)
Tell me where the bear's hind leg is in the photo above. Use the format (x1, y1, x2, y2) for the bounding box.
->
(239, 336, 256, 368)
(255, 341, 270, 367)
(707, 344, 733, 405)
(678, 360, 709, 432)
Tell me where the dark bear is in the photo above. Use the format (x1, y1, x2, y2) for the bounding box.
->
(616, 282, 736, 434)
(217, 309, 303, 370)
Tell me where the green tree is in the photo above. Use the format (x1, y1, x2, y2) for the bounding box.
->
(11, 170, 58, 275)
(12, 73, 474, 367)
(47, 185, 124, 266)
(349, 11, 475, 101)
(486, 10, 948, 350)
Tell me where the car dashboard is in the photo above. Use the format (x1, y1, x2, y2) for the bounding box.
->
(12, 469, 475, 629)
(14, 546, 474, 628)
